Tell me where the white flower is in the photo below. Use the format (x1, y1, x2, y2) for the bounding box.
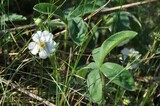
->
(121, 48, 130, 60)
(120, 47, 141, 70)
(28, 30, 57, 59)
(121, 48, 130, 56)
(121, 48, 140, 60)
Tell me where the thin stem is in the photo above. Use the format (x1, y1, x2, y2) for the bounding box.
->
(143, 39, 157, 63)
(64, 25, 68, 51)
(49, 54, 59, 105)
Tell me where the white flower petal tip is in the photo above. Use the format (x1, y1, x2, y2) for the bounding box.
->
(39, 49, 49, 59)
(28, 42, 36, 50)
(28, 30, 57, 59)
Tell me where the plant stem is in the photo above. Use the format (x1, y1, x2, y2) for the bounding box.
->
(50, 54, 59, 105)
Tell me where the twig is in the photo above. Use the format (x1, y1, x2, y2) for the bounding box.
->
(0, 19, 61, 34)
(1, 78, 56, 106)
(54, 29, 66, 36)
(0, 24, 36, 34)
(101, 0, 157, 13)
(84, 0, 112, 21)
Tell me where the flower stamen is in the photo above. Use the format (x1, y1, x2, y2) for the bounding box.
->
(38, 41, 46, 48)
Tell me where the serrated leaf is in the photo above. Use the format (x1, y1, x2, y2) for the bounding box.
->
(87, 69, 102, 103)
(33, 3, 66, 22)
(92, 31, 137, 66)
(67, 17, 87, 45)
(100, 62, 135, 91)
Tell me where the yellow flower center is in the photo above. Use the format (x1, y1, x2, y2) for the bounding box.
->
(38, 41, 46, 48)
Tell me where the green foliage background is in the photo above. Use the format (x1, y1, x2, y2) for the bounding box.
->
(0, 0, 160, 105)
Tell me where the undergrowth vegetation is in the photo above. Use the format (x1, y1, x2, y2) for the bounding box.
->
(0, 0, 160, 106)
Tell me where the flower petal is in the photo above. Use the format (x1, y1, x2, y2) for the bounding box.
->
(121, 48, 130, 55)
(32, 31, 42, 42)
(30, 44, 39, 55)
(28, 42, 36, 50)
(46, 40, 57, 53)
(39, 49, 49, 59)
(43, 31, 53, 42)
(40, 31, 51, 42)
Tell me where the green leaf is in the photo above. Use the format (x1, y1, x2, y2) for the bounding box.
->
(67, 4, 99, 17)
(126, 12, 142, 32)
(100, 62, 135, 91)
(47, 21, 65, 28)
(67, 17, 87, 45)
(87, 69, 102, 103)
(92, 31, 137, 66)
(76, 62, 98, 78)
(123, 12, 142, 30)
(105, 12, 130, 33)
(65, 1, 105, 17)
(104, 11, 142, 33)
(0, 13, 26, 25)
(33, 3, 66, 22)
